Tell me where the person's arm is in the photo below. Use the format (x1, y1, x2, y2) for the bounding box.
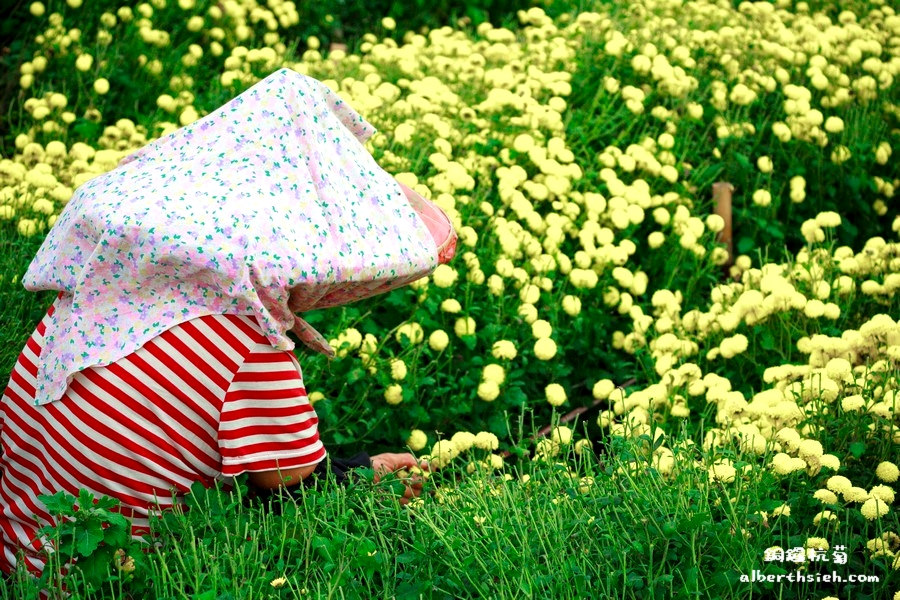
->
(218, 343, 326, 485)
(303, 452, 426, 487)
(247, 463, 319, 489)
(246, 453, 372, 489)
(218, 331, 426, 498)
(254, 451, 428, 504)
(303, 452, 372, 486)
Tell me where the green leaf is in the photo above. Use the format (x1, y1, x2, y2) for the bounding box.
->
(733, 152, 752, 171)
(71, 119, 102, 141)
(460, 335, 478, 351)
(678, 513, 708, 532)
(77, 488, 96, 511)
(346, 367, 366, 384)
(354, 467, 375, 482)
(506, 387, 528, 407)
(102, 525, 129, 549)
(764, 223, 784, 239)
(104, 511, 129, 531)
(848, 441, 865, 458)
(488, 412, 509, 436)
(74, 520, 105, 558)
(94, 496, 120, 511)
(39, 491, 76, 515)
(519, 578, 533, 595)
(466, 6, 487, 25)
(737, 237, 755, 254)
(760, 329, 776, 351)
(655, 574, 675, 585)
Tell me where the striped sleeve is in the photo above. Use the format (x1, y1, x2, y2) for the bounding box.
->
(217, 344, 325, 476)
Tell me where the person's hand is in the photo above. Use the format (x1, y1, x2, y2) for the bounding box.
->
(371, 452, 429, 505)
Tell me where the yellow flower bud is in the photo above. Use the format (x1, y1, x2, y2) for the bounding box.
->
(428, 329, 449, 352)
(477, 380, 500, 402)
(454, 316, 476, 338)
(407, 429, 428, 451)
(545, 383, 567, 406)
(93, 78, 110, 95)
(534, 337, 557, 360)
(384, 384, 403, 405)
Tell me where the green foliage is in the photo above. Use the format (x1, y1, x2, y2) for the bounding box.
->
(35, 489, 141, 597)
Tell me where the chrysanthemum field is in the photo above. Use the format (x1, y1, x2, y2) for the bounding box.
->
(1, 0, 899, 597)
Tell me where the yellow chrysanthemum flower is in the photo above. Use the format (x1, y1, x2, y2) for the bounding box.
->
(390, 359, 407, 381)
(531, 319, 552, 339)
(474, 432, 499, 451)
(561, 295, 581, 316)
(534, 338, 557, 360)
(574, 439, 592, 456)
(708, 462, 736, 483)
(428, 329, 449, 352)
(813, 489, 839, 505)
(861, 498, 890, 520)
(491, 340, 517, 360)
(550, 426, 572, 445)
(397, 323, 424, 345)
(454, 316, 476, 338)
(406, 429, 428, 452)
(450, 431, 475, 452)
(477, 380, 500, 402)
(482, 364, 505, 385)
(844, 486, 869, 503)
(771, 504, 790, 517)
(440, 298, 462, 313)
(432, 264, 458, 288)
(869, 485, 895, 505)
(545, 383, 566, 406)
(384, 384, 403, 405)
(813, 511, 838, 525)
(805, 537, 829, 550)
(826, 475, 852, 494)
(429, 440, 459, 469)
(876, 462, 900, 483)
(592, 379, 615, 400)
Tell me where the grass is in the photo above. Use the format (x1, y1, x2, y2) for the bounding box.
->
(0, 442, 781, 600)
(0, 234, 55, 378)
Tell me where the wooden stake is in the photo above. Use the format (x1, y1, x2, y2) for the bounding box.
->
(712, 182, 734, 267)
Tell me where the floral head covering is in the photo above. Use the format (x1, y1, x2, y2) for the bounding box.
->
(23, 67, 456, 405)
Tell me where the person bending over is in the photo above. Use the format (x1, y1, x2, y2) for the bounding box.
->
(0, 68, 457, 577)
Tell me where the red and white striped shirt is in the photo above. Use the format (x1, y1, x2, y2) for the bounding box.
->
(0, 294, 325, 575)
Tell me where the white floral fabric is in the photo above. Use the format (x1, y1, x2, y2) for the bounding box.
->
(24, 68, 443, 405)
